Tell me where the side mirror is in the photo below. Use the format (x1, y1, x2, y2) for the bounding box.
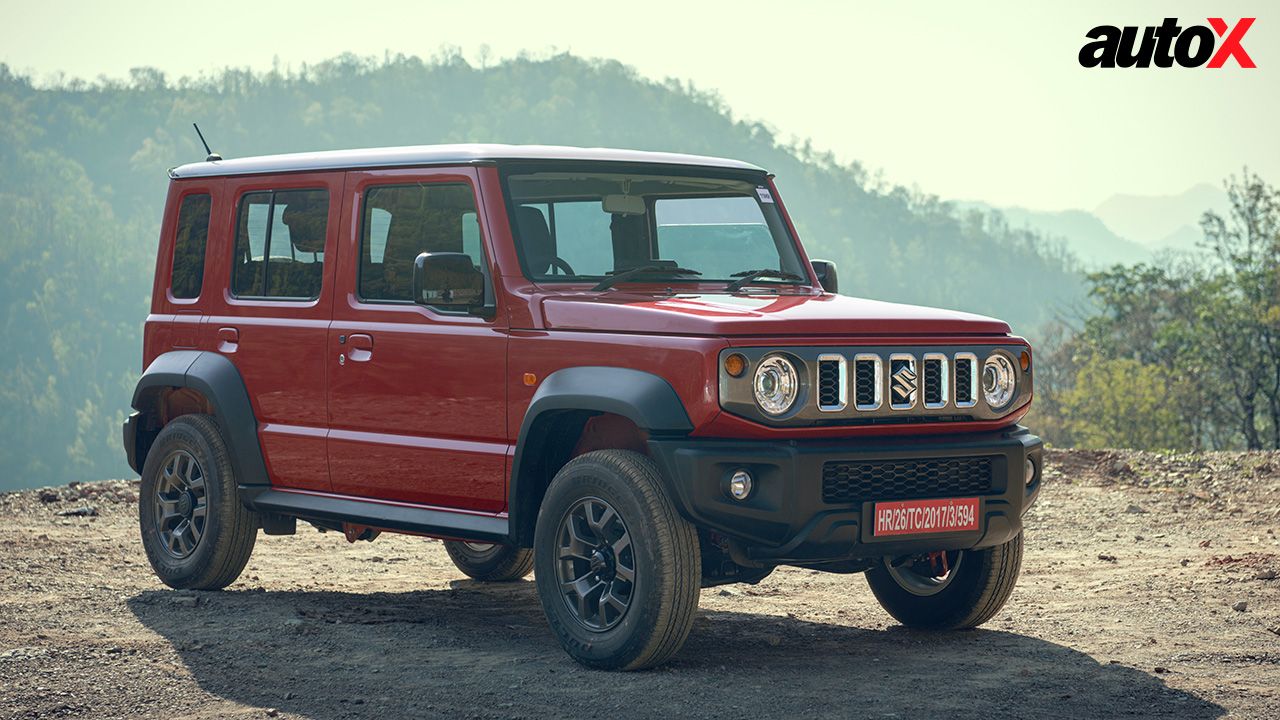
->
(412, 252, 486, 310)
(811, 259, 839, 294)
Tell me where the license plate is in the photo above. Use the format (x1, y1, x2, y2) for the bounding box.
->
(873, 497, 980, 537)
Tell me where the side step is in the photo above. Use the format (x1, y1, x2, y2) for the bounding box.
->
(241, 487, 509, 543)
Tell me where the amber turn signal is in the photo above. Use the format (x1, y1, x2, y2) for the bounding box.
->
(1019, 351, 1031, 372)
(522, 372, 538, 386)
(724, 353, 747, 378)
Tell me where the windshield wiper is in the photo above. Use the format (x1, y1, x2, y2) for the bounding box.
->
(592, 264, 703, 291)
(725, 268, 808, 292)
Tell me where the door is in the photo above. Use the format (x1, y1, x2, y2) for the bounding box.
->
(206, 172, 343, 493)
(326, 167, 508, 512)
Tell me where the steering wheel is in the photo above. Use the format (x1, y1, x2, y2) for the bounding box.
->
(548, 257, 576, 275)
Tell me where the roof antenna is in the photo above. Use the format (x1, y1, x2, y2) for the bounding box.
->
(192, 123, 223, 162)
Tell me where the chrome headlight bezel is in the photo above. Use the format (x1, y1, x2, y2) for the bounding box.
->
(752, 353, 800, 416)
(982, 351, 1018, 410)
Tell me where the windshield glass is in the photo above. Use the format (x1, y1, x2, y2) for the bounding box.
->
(504, 169, 809, 286)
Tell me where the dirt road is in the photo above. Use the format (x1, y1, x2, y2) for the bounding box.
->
(2, 449, 1278, 719)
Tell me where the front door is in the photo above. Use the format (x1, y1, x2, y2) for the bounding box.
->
(326, 168, 508, 512)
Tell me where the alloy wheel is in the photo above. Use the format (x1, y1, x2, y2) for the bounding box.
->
(554, 496, 636, 631)
(153, 450, 208, 559)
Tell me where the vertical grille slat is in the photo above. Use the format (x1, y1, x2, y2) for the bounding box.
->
(817, 354, 846, 412)
(954, 353, 977, 408)
(853, 355, 882, 410)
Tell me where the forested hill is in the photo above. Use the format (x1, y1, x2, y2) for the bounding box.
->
(0, 53, 1084, 489)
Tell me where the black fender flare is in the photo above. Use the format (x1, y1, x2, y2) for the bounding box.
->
(129, 350, 269, 487)
(507, 366, 693, 546)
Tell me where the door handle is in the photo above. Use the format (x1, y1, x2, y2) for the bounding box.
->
(347, 333, 373, 362)
(217, 327, 239, 353)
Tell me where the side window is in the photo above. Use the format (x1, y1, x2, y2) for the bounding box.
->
(359, 183, 482, 302)
(170, 193, 212, 299)
(231, 189, 329, 299)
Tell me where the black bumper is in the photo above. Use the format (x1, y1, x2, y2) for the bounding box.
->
(648, 425, 1043, 564)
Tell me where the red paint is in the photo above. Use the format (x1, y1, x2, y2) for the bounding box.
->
(143, 155, 1034, 517)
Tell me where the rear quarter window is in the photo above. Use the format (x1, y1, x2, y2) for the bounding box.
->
(170, 194, 212, 299)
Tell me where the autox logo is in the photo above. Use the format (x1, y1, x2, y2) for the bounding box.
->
(1079, 18, 1256, 68)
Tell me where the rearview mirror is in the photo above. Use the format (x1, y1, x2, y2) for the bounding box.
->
(811, 259, 839, 294)
(602, 194, 646, 216)
(412, 252, 485, 309)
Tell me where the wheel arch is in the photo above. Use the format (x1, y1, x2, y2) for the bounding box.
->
(508, 366, 693, 547)
(128, 350, 269, 488)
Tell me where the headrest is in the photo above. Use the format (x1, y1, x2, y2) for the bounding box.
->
(281, 197, 327, 253)
(516, 206, 555, 275)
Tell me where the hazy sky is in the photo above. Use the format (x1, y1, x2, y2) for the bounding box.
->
(1, 0, 1274, 210)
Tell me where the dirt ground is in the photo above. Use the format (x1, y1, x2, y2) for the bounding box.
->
(1, 449, 1278, 719)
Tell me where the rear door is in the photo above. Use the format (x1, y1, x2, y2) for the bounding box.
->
(326, 167, 508, 512)
(205, 172, 343, 493)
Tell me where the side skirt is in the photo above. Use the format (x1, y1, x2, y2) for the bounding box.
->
(241, 487, 509, 543)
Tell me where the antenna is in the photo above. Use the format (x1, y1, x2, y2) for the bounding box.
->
(192, 123, 223, 162)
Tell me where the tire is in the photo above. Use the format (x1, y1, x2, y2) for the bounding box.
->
(444, 540, 534, 581)
(865, 532, 1023, 630)
(534, 450, 700, 670)
(138, 414, 258, 590)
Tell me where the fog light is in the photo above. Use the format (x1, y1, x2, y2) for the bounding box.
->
(728, 469, 754, 500)
(1024, 458, 1036, 486)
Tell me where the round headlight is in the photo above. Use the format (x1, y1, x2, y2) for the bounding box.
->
(983, 353, 1018, 409)
(753, 354, 799, 416)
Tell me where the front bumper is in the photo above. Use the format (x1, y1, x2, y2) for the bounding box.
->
(648, 425, 1043, 564)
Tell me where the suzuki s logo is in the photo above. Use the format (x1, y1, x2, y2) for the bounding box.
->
(890, 358, 917, 408)
(1079, 17, 1256, 68)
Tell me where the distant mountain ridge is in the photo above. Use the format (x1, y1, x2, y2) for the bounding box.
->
(958, 183, 1228, 269)
(1093, 183, 1228, 252)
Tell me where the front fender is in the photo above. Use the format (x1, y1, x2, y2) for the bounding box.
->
(507, 366, 693, 545)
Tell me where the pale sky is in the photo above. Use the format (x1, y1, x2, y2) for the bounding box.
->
(1, 0, 1274, 210)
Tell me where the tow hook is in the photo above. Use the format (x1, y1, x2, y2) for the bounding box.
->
(343, 524, 381, 543)
(928, 550, 950, 577)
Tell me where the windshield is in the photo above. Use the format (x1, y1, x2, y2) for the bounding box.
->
(504, 169, 809, 286)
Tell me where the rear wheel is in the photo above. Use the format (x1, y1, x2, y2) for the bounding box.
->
(443, 540, 533, 581)
(139, 414, 258, 590)
(865, 533, 1023, 630)
(534, 450, 700, 670)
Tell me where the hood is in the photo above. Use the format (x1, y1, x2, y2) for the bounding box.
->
(537, 292, 1012, 337)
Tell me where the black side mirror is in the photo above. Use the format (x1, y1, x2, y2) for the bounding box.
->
(811, 259, 839, 294)
(412, 252, 486, 310)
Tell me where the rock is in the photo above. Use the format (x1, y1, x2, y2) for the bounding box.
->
(1154, 666, 1169, 674)
(1255, 569, 1277, 581)
(55, 506, 96, 517)
(717, 588, 740, 597)
(1097, 553, 1117, 563)
(38, 489, 60, 504)
(1124, 504, 1147, 514)
(266, 709, 279, 717)
(1232, 600, 1248, 612)
(169, 594, 199, 607)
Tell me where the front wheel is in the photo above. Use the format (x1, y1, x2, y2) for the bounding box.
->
(865, 533, 1023, 630)
(443, 540, 533, 581)
(534, 450, 701, 670)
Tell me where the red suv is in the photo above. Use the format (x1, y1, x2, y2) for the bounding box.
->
(124, 144, 1042, 670)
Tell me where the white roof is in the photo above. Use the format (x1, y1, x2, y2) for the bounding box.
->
(169, 143, 766, 179)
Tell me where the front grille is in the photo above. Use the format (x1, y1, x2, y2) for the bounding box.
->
(955, 356, 975, 406)
(822, 456, 995, 504)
